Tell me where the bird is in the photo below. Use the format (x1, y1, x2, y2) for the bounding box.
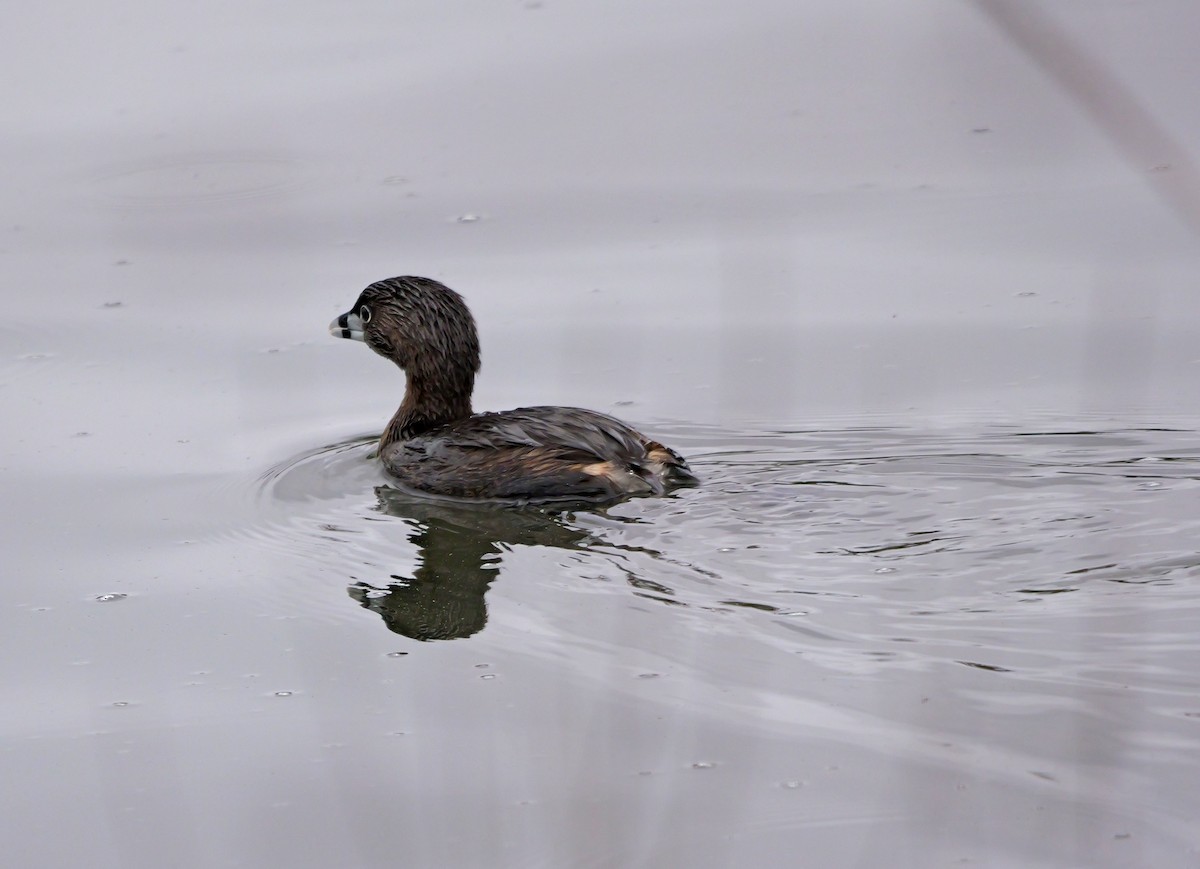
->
(329, 276, 697, 504)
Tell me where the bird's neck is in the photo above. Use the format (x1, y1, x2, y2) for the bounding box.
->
(380, 369, 473, 450)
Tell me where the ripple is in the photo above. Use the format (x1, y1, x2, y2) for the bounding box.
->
(226, 420, 1200, 686)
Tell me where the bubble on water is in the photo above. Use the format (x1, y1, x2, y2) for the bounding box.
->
(102, 301, 125, 308)
(455, 213, 482, 224)
(1139, 481, 1163, 490)
(780, 780, 804, 789)
(636, 672, 661, 679)
(274, 691, 293, 697)
(364, 589, 388, 599)
(1016, 291, 1037, 297)
(381, 176, 409, 185)
(72, 431, 92, 438)
(386, 651, 408, 658)
(691, 761, 717, 770)
(874, 567, 897, 574)
(111, 701, 130, 708)
(474, 663, 490, 668)
(95, 593, 127, 602)
(480, 673, 496, 680)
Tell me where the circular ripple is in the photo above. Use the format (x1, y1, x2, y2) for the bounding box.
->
(257, 434, 383, 510)
(225, 421, 1200, 651)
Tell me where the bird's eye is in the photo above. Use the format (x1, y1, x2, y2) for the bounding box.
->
(360, 305, 372, 324)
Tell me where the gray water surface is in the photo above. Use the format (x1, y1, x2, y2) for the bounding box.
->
(4, 2, 1200, 867)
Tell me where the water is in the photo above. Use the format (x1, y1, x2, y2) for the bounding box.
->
(5, 1, 1200, 866)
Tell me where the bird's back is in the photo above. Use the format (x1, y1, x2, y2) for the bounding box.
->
(381, 406, 697, 503)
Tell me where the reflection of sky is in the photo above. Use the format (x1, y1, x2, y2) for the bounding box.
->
(2, 1, 1198, 467)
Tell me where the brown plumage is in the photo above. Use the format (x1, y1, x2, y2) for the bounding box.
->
(329, 276, 698, 504)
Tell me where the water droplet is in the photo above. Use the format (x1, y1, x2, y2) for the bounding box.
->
(691, 761, 716, 770)
(274, 691, 293, 697)
(95, 593, 127, 603)
(455, 213, 482, 223)
(386, 651, 408, 658)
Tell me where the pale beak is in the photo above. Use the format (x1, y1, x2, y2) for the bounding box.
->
(329, 310, 366, 341)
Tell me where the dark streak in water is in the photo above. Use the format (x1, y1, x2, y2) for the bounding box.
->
(957, 660, 1013, 673)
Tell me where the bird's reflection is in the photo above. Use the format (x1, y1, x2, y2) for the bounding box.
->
(347, 486, 602, 641)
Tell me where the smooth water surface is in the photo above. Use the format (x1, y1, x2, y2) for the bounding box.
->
(4, 2, 1200, 867)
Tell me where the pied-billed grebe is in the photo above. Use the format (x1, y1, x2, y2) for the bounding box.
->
(329, 276, 698, 503)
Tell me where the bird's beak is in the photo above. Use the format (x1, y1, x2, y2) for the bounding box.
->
(329, 310, 366, 341)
